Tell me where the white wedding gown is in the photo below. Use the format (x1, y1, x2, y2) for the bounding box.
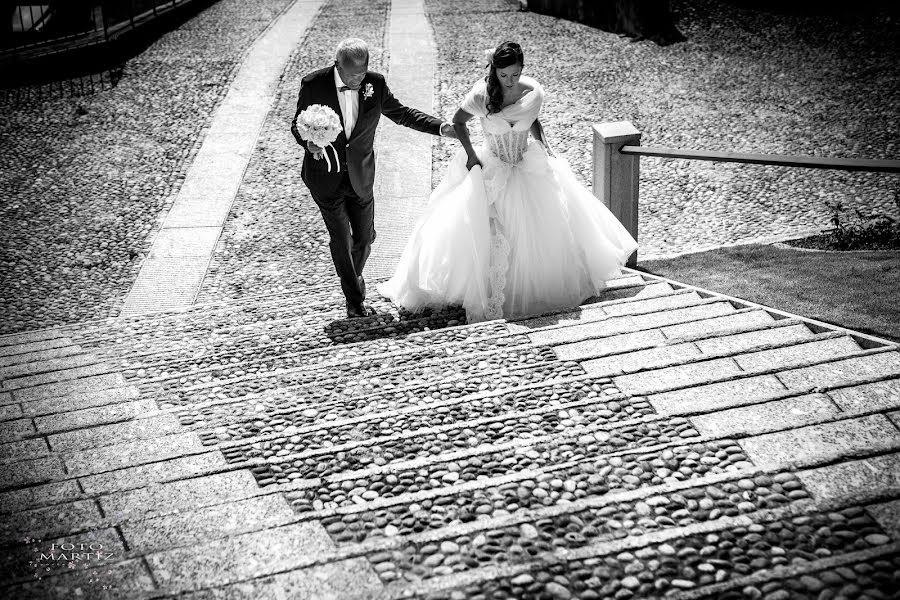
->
(378, 76, 638, 323)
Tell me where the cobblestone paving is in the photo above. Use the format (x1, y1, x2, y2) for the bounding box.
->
(2, 270, 899, 598)
(2, 1, 900, 598)
(428, 0, 900, 259)
(0, 0, 296, 334)
(195, 0, 393, 303)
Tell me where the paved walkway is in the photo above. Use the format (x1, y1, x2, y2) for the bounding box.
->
(121, 0, 323, 315)
(1, 1, 899, 598)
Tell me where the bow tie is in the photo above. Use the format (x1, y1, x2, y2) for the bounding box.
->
(339, 85, 356, 93)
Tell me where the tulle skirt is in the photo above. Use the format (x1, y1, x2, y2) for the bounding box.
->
(378, 141, 638, 322)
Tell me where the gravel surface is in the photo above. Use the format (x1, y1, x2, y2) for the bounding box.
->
(0, 0, 294, 334)
(427, 0, 900, 259)
(195, 0, 392, 303)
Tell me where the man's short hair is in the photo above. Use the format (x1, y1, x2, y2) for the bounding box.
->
(336, 38, 369, 65)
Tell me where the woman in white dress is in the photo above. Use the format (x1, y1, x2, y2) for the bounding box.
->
(378, 41, 638, 323)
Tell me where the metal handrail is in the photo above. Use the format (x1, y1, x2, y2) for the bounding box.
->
(620, 145, 900, 174)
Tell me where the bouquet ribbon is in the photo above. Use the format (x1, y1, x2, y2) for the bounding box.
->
(323, 143, 340, 173)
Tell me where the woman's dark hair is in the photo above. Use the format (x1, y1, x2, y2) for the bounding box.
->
(485, 42, 524, 115)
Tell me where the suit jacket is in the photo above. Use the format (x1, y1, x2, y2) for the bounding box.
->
(291, 66, 443, 200)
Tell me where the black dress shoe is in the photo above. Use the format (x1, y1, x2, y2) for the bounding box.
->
(346, 302, 374, 319)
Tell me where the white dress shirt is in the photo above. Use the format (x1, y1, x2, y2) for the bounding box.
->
(334, 68, 359, 139)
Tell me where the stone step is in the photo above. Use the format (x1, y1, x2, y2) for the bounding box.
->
(385, 501, 896, 600)
(611, 336, 865, 396)
(0, 329, 72, 349)
(115, 280, 672, 386)
(0, 344, 85, 368)
(649, 350, 900, 416)
(228, 391, 666, 488)
(290, 435, 752, 529)
(686, 547, 900, 599)
(143, 294, 726, 410)
(74, 274, 652, 362)
(0, 353, 99, 383)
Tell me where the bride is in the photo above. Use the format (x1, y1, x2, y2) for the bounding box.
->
(378, 41, 638, 323)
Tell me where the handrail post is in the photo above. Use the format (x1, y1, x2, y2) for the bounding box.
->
(593, 121, 641, 267)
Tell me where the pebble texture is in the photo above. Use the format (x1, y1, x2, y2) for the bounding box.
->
(0, 0, 296, 334)
(427, 0, 900, 259)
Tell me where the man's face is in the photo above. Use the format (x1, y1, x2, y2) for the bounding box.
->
(336, 57, 367, 90)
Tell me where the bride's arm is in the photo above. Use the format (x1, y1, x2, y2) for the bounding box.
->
(530, 118, 555, 157)
(453, 108, 482, 170)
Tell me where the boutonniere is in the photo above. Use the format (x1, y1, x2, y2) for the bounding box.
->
(362, 83, 375, 100)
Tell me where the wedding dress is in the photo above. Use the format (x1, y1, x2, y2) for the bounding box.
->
(378, 76, 638, 323)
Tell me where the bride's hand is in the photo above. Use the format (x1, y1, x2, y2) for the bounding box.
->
(541, 141, 556, 158)
(466, 155, 483, 171)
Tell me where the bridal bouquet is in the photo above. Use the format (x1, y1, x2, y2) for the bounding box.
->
(295, 104, 342, 173)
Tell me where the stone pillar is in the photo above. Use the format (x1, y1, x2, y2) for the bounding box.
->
(593, 121, 641, 267)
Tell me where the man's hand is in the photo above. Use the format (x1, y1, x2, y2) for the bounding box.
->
(440, 122, 458, 139)
(307, 141, 325, 160)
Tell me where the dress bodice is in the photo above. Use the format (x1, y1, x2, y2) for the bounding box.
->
(461, 76, 544, 165)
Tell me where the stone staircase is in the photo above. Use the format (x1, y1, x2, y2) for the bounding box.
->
(1, 269, 899, 599)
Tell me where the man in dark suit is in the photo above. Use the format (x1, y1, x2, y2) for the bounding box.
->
(291, 38, 455, 318)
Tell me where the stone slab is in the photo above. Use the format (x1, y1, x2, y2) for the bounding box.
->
(612, 356, 742, 395)
(600, 291, 703, 316)
(12, 373, 126, 403)
(79, 451, 228, 495)
(827, 379, 900, 414)
(553, 328, 667, 361)
(649, 374, 789, 416)
(867, 499, 900, 539)
(121, 257, 210, 315)
(888, 410, 900, 430)
(49, 414, 182, 451)
(64, 431, 207, 476)
(180, 558, 382, 600)
(0, 332, 72, 352)
(0, 390, 12, 406)
(582, 343, 702, 377)
(0, 353, 97, 382)
(798, 452, 900, 504)
(0, 479, 82, 514)
(0, 454, 65, 490)
(22, 385, 141, 417)
(691, 392, 840, 437)
(122, 494, 295, 553)
(660, 310, 774, 340)
(528, 302, 734, 346)
(4, 558, 155, 600)
(35, 398, 158, 434)
(2, 362, 111, 391)
(101, 470, 262, 521)
(149, 227, 222, 259)
(0, 436, 50, 464)
(0, 498, 102, 543)
(734, 336, 862, 373)
(692, 323, 815, 355)
(0, 402, 23, 420)
(740, 414, 900, 470)
(0, 417, 36, 442)
(776, 352, 900, 391)
(146, 522, 336, 592)
(0, 344, 84, 368)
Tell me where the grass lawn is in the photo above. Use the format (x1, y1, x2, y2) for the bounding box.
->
(636, 244, 900, 343)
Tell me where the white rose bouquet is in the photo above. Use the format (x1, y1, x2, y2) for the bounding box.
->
(295, 104, 343, 173)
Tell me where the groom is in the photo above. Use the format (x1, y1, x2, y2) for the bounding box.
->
(291, 38, 455, 318)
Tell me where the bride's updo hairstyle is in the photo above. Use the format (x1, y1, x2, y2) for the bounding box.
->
(485, 41, 524, 115)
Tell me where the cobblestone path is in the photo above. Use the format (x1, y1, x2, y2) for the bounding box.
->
(1, 270, 898, 598)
